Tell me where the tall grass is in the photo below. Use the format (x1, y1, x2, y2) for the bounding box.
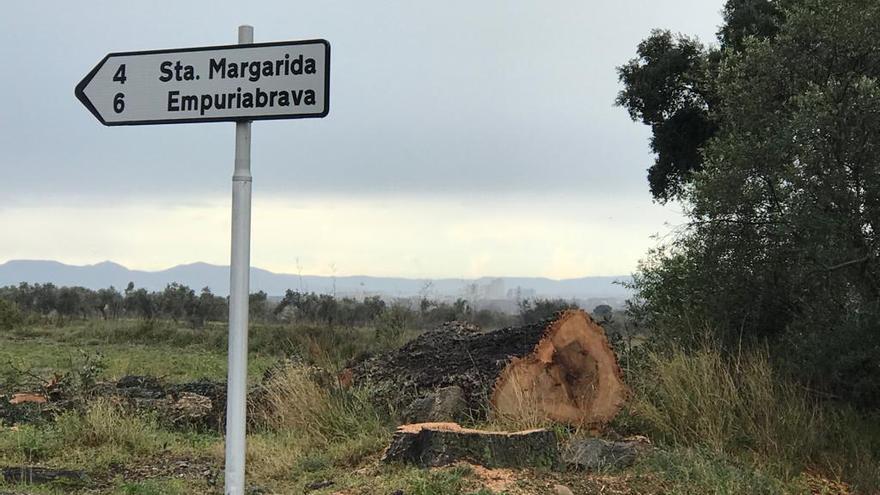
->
(254, 362, 387, 443)
(54, 399, 172, 457)
(0, 398, 180, 469)
(621, 342, 880, 490)
(244, 362, 391, 482)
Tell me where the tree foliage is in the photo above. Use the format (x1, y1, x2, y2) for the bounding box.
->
(616, 30, 717, 201)
(518, 298, 579, 325)
(0, 299, 22, 330)
(616, 0, 793, 201)
(621, 0, 880, 407)
(592, 304, 613, 319)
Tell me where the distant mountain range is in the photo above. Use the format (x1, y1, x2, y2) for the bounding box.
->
(0, 260, 632, 302)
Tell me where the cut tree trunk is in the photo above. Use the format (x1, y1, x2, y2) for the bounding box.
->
(344, 309, 628, 426)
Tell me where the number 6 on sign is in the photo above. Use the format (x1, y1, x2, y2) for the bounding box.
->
(114, 93, 125, 113)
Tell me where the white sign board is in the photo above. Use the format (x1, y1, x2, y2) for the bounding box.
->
(75, 39, 330, 125)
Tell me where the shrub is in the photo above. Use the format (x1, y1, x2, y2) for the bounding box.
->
(0, 299, 23, 330)
(620, 341, 880, 490)
(375, 304, 409, 346)
(777, 312, 880, 410)
(0, 424, 56, 463)
(518, 298, 578, 325)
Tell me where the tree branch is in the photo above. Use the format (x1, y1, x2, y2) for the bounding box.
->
(824, 255, 870, 271)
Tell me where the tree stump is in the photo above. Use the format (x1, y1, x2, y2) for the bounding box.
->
(345, 309, 628, 426)
(382, 422, 558, 468)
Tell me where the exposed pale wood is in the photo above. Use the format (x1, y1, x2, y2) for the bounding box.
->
(8, 393, 47, 405)
(491, 310, 628, 425)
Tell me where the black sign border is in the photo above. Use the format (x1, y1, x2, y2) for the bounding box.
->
(75, 39, 330, 126)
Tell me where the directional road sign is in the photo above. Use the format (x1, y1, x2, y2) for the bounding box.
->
(74, 28, 331, 495)
(75, 39, 330, 125)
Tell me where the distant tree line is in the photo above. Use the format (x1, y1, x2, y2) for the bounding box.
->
(274, 290, 385, 327)
(0, 282, 588, 331)
(0, 282, 598, 333)
(0, 282, 230, 328)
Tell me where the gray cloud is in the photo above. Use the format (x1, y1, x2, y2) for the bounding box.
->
(0, 1, 723, 203)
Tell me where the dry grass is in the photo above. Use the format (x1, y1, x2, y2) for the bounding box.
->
(255, 364, 335, 435)
(0, 398, 188, 472)
(486, 369, 558, 431)
(254, 362, 386, 442)
(55, 399, 167, 454)
(243, 362, 391, 484)
(622, 342, 880, 491)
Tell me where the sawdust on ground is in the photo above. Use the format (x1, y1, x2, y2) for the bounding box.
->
(429, 462, 653, 495)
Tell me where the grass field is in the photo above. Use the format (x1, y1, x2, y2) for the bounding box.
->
(0, 319, 877, 494)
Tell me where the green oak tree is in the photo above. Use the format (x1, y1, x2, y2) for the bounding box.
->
(620, 0, 880, 407)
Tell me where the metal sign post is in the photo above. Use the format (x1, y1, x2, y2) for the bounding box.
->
(225, 25, 253, 495)
(75, 26, 331, 495)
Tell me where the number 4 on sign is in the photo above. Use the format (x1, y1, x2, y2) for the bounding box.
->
(113, 65, 126, 84)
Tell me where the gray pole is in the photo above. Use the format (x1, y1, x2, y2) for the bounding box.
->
(225, 24, 253, 495)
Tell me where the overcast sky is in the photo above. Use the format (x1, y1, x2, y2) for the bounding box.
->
(0, 1, 723, 279)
